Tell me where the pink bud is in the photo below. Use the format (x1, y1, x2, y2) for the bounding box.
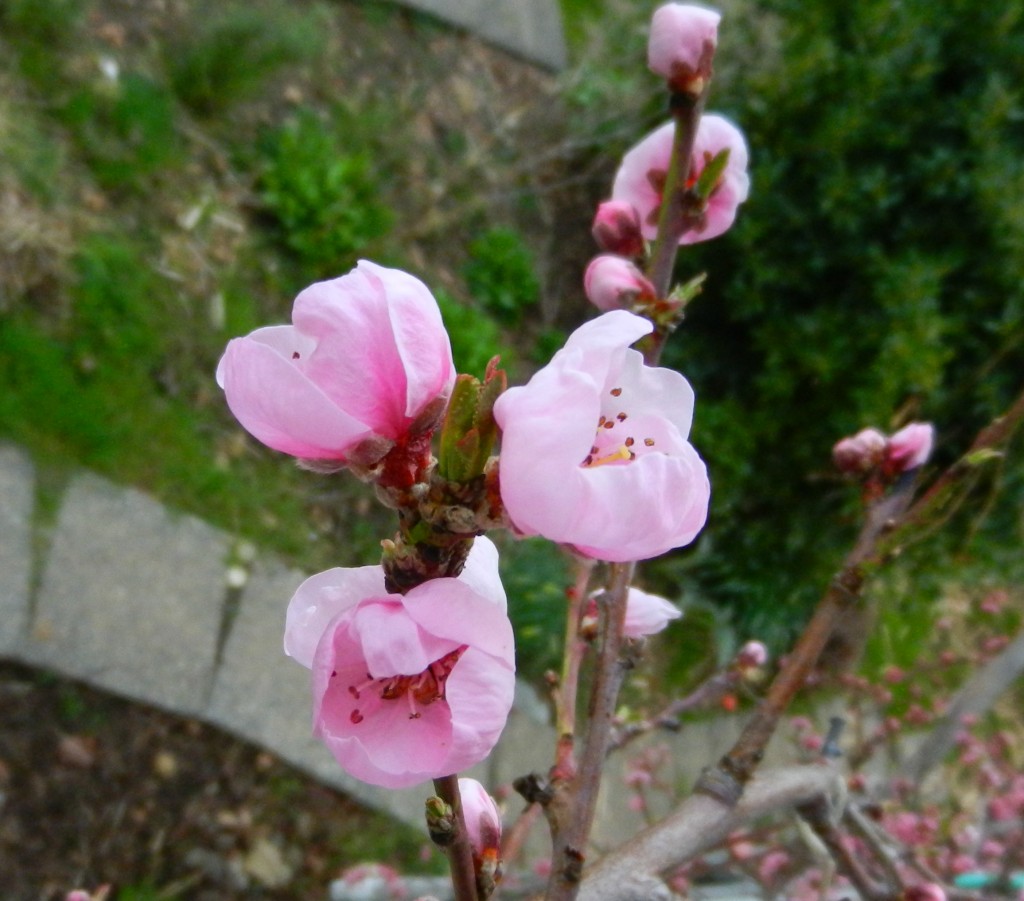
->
(592, 201, 645, 257)
(623, 587, 682, 637)
(217, 260, 455, 466)
(584, 255, 657, 312)
(458, 778, 502, 860)
(648, 3, 720, 94)
(832, 427, 887, 473)
(736, 640, 768, 668)
(886, 422, 934, 472)
(904, 885, 947, 901)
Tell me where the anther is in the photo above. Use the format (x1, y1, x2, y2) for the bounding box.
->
(350, 709, 364, 724)
(610, 387, 623, 397)
(616, 412, 627, 422)
(644, 438, 655, 447)
(625, 437, 635, 447)
(292, 352, 301, 360)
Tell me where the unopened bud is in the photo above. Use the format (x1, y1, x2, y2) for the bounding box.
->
(647, 3, 720, 96)
(584, 255, 657, 312)
(832, 427, 887, 473)
(425, 795, 456, 846)
(591, 201, 645, 258)
(736, 639, 768, 669)
(459, 778, 503, 898)
(885, 422, 934, 473)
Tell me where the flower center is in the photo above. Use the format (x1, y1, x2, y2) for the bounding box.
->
(581, 386, 657, 468)
(346, 645, 467, 723)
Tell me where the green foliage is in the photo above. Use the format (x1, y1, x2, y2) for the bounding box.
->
(498, 537, 571, 683)
(258, 109, 393, 276)
(644, 0, 1024, 646)
(166, 1, 327, 115)
(435, 289, 516, 378)
(0, 0, 83, 46)
(463, 227, 540, 326)
(61, 74, 181, 189)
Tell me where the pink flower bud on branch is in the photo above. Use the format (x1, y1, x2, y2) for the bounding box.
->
(591, 200, 645, 258)
(647, 3, 721, 96)
(584, 255, 657, 312)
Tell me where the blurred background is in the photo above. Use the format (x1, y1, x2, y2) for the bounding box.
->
(1, 0, 1023, 894)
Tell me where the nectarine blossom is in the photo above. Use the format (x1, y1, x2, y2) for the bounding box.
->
(886, 422, 934, 472)
(284, 538, 514, 789)
(216, 260, 455, 466)
(493, 311, 709, 562)
(647, 3, 720, 94)
(611, 114, 749, 245)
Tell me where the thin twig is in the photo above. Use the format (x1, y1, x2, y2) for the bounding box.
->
(434, 774, 481, 901)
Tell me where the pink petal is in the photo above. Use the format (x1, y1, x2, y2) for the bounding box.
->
(351, 601, 457, 677)
(284, 565, 386, 669)
(443, 648, 516, 774)
(404, 578, 515, 663)
(648, 3, 720, 83)
(216, 331, 372, 458)
(624, 587, 682, 637)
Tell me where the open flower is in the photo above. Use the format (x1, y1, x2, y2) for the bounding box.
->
(217, 260, 455, 465)
(611, 114, 749, 245)
(647, 3, 720, 93)
(493, 311, 709, 562)
(284, 538, 515, 789)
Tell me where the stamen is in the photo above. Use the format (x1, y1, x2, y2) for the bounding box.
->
(644, 438, 656, 447)
(625, 437, 635, 447)
(350, 709, 364, 724)
(598, 415, 607, 427)
(610, 387, 623, 397)
(602, 420, 615, 429)
(348, 675, 378, 700)
(586, 445, 634, 467)
(616, 412, 627, 422)
(292, 352, 301, 360)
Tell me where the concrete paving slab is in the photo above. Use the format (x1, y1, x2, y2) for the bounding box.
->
(26, 472, 228, 716)
(0, 444, 34, 658)
(396, 0, 567, 69)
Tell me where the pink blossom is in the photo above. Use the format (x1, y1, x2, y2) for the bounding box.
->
(758, 849, 790, 882)
(737, 640, 768, 668)
(458, 778, 502, 860)
(624, 587, 682, 636)
(832, 427, 887, 473)
(284, 537, 515, 788)
(584, 255, 656, 312)
(493, 311, 710, 562)
(647, 3, 720, 92)
(905, 886, 947, 901)
(886, 422, 934, 472)
(591, 201, 645, 258)
(217, 260, 455, 465)
(611, 114, 749, 245)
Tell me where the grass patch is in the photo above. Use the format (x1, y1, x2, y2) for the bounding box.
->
(166, 0, 328, 115)
(258, 108, 394, 278)
(463, 227, 540, 326)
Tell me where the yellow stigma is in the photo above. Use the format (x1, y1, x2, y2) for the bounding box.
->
(584, 444, 636, 468)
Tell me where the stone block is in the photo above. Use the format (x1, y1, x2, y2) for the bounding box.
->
(396, 0, 567, 69)
(27, 473, 227, 715)
(0, 445, 34, 658)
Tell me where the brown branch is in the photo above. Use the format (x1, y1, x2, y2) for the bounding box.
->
(575, 764, 845, 901)
(544, 563, 636, 901)
(434, 774, 481, 901)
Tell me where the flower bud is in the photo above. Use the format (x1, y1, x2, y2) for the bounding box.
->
(832, 428, 887, 473)
(736, 639, 768, 669)
(584, 255, 657, 312)
(904, 885, 947, 901)
(648, 3, 720, 95)
(591, 201, 645, 257)
(459, 778, 502, 858)
(885, 422, 934, 472)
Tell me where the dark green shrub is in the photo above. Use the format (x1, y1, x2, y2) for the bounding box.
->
(435, 289, 516, 379)
(258, 110, 393, 277)
(463, 227, 541, 326)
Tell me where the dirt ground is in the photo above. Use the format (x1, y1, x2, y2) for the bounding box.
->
(0, 662, 438, 900)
